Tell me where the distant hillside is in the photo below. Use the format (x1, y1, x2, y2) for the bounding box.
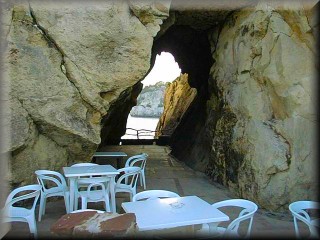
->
(130, 81, 169, 118)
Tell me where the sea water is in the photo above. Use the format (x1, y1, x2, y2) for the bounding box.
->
(121, 115, 159, 139)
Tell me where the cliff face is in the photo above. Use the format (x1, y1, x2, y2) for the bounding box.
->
(156, 74, 196, 136)
(130, 82, 167, 118)
(153, 2, 318, 211)
(2, 0, 169, 186)
(205, 2, 318, 210)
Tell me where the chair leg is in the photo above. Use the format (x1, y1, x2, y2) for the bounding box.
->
(64, 193, 70, 213)
(28, 216, 38, 238)
(141, 171, 146, 189)
(74, 196, 79, 211)
(38, 195, 45, 221)
(139, 173, 143, 187)
(104, 195, 111, 212)
(81, 197, 87, 210)
(293, 217, 300, 238)
(42, 196, 47, 216)
(129, 192, 133, 202)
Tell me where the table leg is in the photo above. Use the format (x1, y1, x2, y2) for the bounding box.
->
(109, 176, 117, 213)
(208, 222, 219, 236)
(69, 178, 75, 213)
(116, 157, 123, 169)
(185, 225, 195, 237)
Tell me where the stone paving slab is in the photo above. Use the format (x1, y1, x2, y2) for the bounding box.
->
(3, 145, 310, 239)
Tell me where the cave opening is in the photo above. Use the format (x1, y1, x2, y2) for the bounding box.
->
(151, 22, 216, 172)
(121, 52, 181, 142)
(98, 10, 219, 173)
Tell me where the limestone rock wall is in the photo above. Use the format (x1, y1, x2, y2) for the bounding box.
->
(3, 0, 169, 186)
(156, 74, 196, 136)
(206, 2, 318, 211)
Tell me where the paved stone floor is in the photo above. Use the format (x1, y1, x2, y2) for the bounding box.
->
(2, 145, 310, 239)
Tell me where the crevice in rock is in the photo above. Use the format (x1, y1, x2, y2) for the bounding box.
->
(302, 152, 311, 162)
(128, 6, 146, 29)
(16, 98, 38, 135)
(263, 121, 292, 166)
(274, 10, 314, 54)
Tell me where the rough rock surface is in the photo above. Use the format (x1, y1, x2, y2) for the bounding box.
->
(51, 210, 98, 236)
(51, 211, 136, 238)
(205, 2, 318, 211)
(73, 212, 136, 237)
(130, 82, 167, 118)
(156, 74, 196, 136)
(3, 1, 167, 186)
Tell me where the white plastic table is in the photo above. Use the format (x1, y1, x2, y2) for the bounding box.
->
(122, 195, 229, 233)
(93, 152, 127, 168)
(63, 165, 119, 213)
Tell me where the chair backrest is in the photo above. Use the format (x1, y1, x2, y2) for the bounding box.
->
(289, 201, 319, 238)
(125, 153, 148, 168)
(116, 166, 141, 189)
(133, 190, 180, 202)
(77, 176, 110, 200)
(35, 170, 68, 192)
(128, 157, 147, 171)
(211, 199, 258, 238)
(5, 184, 42, 212)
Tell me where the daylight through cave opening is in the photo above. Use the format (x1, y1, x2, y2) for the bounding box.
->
(121, 52, 181, 142)
(151, 24, 215, 172)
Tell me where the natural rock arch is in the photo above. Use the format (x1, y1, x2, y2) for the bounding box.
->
(3, 0, 318, 212)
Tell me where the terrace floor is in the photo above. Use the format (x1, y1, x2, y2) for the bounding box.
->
(3, 145, 309, 239)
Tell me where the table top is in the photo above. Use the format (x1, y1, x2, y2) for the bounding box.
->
(63, 165, 119, 177)
(93, 152, 127, 157)
(121, 195, 229, 231)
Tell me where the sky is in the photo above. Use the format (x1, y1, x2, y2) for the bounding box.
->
(142, 52, 181, 87)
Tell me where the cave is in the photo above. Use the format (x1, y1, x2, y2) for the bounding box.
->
(5, 0, 317, 214)
(98, 3, 236, 173)
(96, 1, 318, 211)
(152, 24, 213, 172)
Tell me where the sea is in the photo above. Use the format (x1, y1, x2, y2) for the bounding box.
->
(121, 115, 159, 139)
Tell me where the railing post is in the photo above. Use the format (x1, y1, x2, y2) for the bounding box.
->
(137, 130, 139, 139)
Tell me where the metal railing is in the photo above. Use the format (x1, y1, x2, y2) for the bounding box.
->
(125, 128, 157, 139)
(123, 127, 174, 139)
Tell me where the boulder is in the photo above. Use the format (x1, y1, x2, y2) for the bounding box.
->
(3, 1, 167, 186)
(156, 74, 196, 136)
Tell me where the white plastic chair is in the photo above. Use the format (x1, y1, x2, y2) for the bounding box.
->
(125, 153, 148, 189)
(71, 163, 99, 209)
(1, 184, 41, 238)
(199, 199, 258, 238)
(35, 170, 70, 221)
(289, 201, 319, 238)
(115, 166, 141, 202)
(133, 190, 180, 202)
(76, 176, 111, 212)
